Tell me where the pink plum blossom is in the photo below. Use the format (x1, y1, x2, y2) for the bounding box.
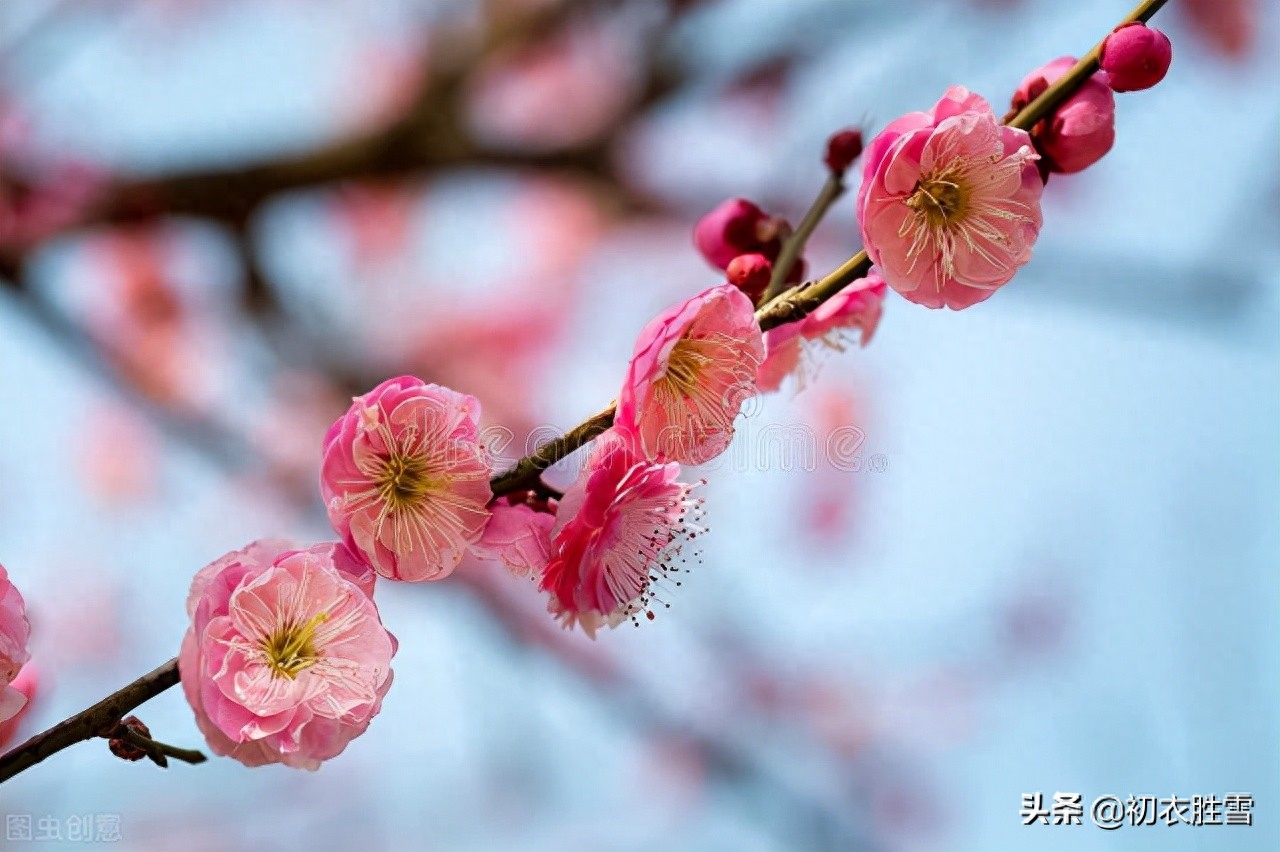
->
(615, 284, 764, 465)
(539, 432, 703, 638)
(471, 495, 557, 579)
(179, 540, 396, 770)
(322, 376, 492, 582)
(0, 564, 32, 724)
(1100, 23, 1173, 93)
(858, 87, 1043, 310)
(693, 198, 783, 270)
(757, 272, 887, 392)
(1012, 57, 1116, 175)
(0, 664, 38, 749)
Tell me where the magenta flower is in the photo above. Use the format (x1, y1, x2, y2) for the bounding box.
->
(858, 87, 1043, 310)
(539, 433, 703, 638)
(179, 540, 396, 770)
(757, 273, 887, 392)
(471, 496, 557, 580)
(1100, 23, 1173, 92)
(615, 284, 764, 465)
(0, 564, 31, 724)
(1012, 57, 1116, 175)
(322, 376, 493, 582)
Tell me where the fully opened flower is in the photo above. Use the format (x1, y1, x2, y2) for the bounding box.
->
(1012, 57, 1116, 175)
(322, 376, 492, 582)
(179, 540, 396, 770)
(616, 284, 764, 465)
(539, 432, 703, 639)
(858, 86, 1043, 310)
(757, 272, 887, 392)
(0, 564, 31, 724)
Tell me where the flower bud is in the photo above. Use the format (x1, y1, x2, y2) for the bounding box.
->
(1012, 57, 1115, 175)
(726, 253, 773, 302)
(1100, 23, 1172, 92)
(823, 128, 864, 174)
(107, 716, 151, 762)
(693, 198, 783, 270)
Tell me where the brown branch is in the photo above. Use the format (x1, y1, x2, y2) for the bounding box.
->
(0, 659, 179, 784)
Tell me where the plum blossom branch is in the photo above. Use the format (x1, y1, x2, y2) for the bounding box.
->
(490, 0, 1170, 493)
(761, 168, 849, 305)
(0, 659, 180, 784)
(0, 0, 1172, 787)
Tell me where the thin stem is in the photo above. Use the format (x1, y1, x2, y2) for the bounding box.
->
(0, 0, 1173, 788)
(116, 728, 208, 767)
(760, 172, 847, 305)
(0, 659, 179, 784)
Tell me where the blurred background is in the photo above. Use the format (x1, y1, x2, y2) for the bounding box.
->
(1, 0, 1277, 850)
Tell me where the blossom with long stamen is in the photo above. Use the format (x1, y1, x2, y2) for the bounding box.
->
(321, 376, 492, 582)
(179, 540, 396, 769)
(858, 87, 1043, 310)
(539, 432, 704, 639)
(616, 284, 763, 465)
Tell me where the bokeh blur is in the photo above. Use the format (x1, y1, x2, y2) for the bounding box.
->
(1, 0, 1277, 850)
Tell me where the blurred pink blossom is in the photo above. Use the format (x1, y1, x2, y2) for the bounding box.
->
(757, 273, 886, 392)
(615, 284, 763, 465)
(540, 432, 703, 638)
(179, 540, 394, 770)
(322, 376, 492, 582)
(0, 564, 33, 724)
(858, 87, 1042, 310)
(0, 664, 38, 749)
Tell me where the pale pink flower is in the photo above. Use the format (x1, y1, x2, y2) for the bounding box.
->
(539, 432, 703, 639)
(1012, 57, 1116, 175)
(0, 664, 38, 749)
(858, 87, 1043, 310)
(471, 496, 557, 579)
(321, 376, 492, 582)
(757, 273, 887, 392)
(179, 540, 396, 770)
(616, 284, 764, 465)
(0, 564, 32, 724)
(1100, 23, 1173, 92)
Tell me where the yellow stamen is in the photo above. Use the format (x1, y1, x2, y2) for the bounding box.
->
(376, 452, 435, 510)
(262, 612, 329, 679)
(906, 168, 970, 229)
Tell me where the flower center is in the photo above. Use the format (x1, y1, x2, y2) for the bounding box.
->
(376, 452, 435, 510)
(663, 336, 712, 396)
(906, 171, 970, 229)
(261, 613, 328, 680)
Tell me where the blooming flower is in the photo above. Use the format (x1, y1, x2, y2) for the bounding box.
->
(858, 87, 1043, 310)
(539, 432, 703, 638)
(179, 540, 396, 770)
(471, 495, 557, 579)
(1100, 23, 1173, 92)
(615, 284, 764, 465)
(756, 273, 887, 392)
(1012, 57, 1116, 175)
(0, 564, 31, 724)
(322, 376, 492, 582)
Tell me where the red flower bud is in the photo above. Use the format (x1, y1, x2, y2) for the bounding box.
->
(824, 128, 864, 174)
(726, 253, 773, 302)
(1100, 23, 1172, 93)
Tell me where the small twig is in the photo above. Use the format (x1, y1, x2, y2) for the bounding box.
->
(760, 172, 846, 305)
(115, 728, 207, 768)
